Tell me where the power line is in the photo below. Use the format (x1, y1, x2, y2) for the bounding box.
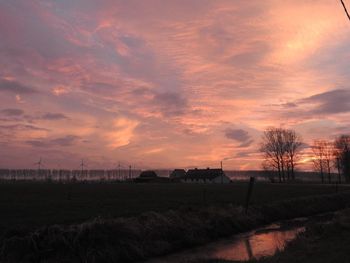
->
(340, 0, 350, 21)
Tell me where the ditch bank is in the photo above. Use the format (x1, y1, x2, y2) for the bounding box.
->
(1, 191, 350, 263)
(201, 208, 350, 263)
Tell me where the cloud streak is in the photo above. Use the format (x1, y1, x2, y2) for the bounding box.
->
(301, 89, 350, 115)
(1, 108, 24, 116)
(225, 128, 254, 148)
(26, 135, 80, 148)
(0, 79, 37, 94)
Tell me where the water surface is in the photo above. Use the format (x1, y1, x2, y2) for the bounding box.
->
(146, 223, 305, 262)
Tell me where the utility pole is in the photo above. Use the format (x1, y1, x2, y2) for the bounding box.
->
(80, 159, 86, 181)
(221, 161, 223, 184)
(245, 177, 255, 214)
(58, 164, 62, 182)
(118, 162, 121, 181)
(129, 165, 131, 180)
(34, 157, 43, 181)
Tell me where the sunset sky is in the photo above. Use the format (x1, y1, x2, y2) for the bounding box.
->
(1, 0, 350, 170)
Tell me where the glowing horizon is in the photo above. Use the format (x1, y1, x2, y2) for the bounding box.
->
(1, 0, 350, 170)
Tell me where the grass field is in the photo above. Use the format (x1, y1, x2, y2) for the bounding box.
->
(0, 182, 347, 233)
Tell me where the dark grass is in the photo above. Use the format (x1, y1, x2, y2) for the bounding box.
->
(0, 182, 346, 233)
(2, 189, 350, 262)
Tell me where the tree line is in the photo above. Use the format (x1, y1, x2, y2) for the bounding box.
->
(260, 127, 350, 183)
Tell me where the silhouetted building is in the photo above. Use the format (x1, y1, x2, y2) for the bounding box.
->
(139, 170, 158, 178)
(170, 169, 186, 178)
(182, 168, 231, 184)
(134, 170, 172, 183)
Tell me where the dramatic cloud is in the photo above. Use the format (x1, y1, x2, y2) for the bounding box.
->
(107, 118, 139, 148)
(225, 129, 250, 142)
(301, 89, 350, 115)
(225, 128, 254, 148)
(271, 89, 350, 122)
(0, 0, 350, 169)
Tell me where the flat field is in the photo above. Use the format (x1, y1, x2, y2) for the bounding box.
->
(0, 182, 347, 232)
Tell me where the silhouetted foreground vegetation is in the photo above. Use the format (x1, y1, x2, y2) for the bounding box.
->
(0, 182, 346, 233)
(207, 208, 350, 263)
(2, 191, 350, 262)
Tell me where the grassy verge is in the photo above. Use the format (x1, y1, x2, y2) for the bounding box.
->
(1, 191, 350, 263)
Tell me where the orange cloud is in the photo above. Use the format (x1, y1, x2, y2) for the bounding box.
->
(107, 118, 139, 148)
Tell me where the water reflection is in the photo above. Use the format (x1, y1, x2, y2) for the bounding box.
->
(245, 238, 253, 260)
(212, 226, 304, 261)
(146, 224, 305, 263)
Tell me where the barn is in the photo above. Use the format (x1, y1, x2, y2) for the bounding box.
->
(170, 169, 186, 178)
(181, 168, 231, 184)
(134, 170, 171, 183)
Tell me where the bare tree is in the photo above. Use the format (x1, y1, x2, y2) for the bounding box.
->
(260, 128, 283, 182)
(262, 160, 276, 183)
(312, 140, 332, 183)
(334, 152, 342, 184)
(284, 130, 303, 180)
(260, 127, 303, 183)
(334, 135, 350, 182)
(323, 141, 334, 183)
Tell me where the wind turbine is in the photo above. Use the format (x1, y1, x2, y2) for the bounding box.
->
(80, 159, 87, 181)
(111, 162, 122, 181)
(129, 164, 141, 180)
(56, 163, 62, 182)
(117, 162, 122, 180)
(114, 162, 125, 181)
(34, 157, 43, 170)
(33, 157, 45, 180)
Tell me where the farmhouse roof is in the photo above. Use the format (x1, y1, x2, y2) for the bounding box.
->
(139, 170, 158, 178)
(170, 169, 186, 178)
(185, 168, 225, 180)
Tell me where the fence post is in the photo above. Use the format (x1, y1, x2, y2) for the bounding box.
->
(203, 188, 207, 204)
(335, 182, 339, 193)
(245, 177, 255, 214)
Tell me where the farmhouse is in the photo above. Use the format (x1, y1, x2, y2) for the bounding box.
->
(170, 169, 186, 178)
(181, 168, 231, 184)
(139, 170, 158, 178)
(135, 170, 171, 183)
